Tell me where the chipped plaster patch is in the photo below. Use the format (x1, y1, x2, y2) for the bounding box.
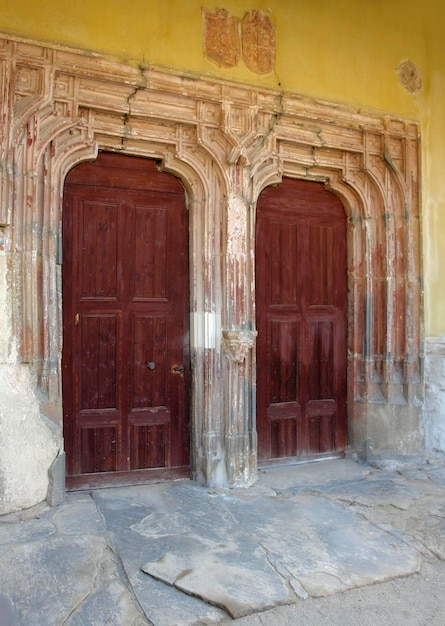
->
(397, 60, 422, 94)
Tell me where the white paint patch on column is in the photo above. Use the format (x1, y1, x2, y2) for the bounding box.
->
(190, 312, 222, 350)
(227, 195, 247, 257)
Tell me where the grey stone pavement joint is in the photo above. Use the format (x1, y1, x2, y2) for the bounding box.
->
(1, 459, 445, 625)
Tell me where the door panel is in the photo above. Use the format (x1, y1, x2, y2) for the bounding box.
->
(133, 206, 167, 299)
(80, 201, 119, 299)
(80, 314, 118, 410)
(63, 152, 190, 489)
(131, 314, 168, 410)
(256, 178, 347, 463)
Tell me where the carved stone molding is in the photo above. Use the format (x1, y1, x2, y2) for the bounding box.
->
(223, 330, 258, 363)
(0, 35, 423, 489)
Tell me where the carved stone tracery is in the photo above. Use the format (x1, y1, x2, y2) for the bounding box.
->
(0, 36, 423, 490)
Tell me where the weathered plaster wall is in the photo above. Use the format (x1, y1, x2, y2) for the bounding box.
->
(0, 0, 431, 116)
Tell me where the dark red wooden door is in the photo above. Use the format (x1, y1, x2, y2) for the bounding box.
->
(62, 152, 190, 488)
(256, 178, 347, 463)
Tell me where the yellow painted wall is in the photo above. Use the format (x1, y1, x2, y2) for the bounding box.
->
(0, 0, 444, 334)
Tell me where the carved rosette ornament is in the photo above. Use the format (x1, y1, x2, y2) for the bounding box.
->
(222, 330, 258, 363)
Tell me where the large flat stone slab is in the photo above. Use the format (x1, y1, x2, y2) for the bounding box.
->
(221, 491, 421, 597)
(142, 532, 293, 618)
(94, 483, 295, 620)
(93, 488, 229, 625)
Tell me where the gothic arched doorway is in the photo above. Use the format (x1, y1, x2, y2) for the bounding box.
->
(62, 152, 191, 488)
(255, 178, 347, 464)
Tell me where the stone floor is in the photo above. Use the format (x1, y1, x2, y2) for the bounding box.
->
(1, 458, 445, 625)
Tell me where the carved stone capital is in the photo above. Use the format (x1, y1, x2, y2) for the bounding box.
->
(222, 330, 257, 363)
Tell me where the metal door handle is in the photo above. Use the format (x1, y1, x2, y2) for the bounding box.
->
(146, 361, 156, 370)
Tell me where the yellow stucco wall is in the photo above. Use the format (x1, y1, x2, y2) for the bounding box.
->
(0, 0, 444, 334)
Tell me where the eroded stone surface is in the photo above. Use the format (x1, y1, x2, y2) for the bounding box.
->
(95, 483, 294, 620)
(221, 491, 421, 597)
(242, 10, 276, 74)
(303, 475, 444, 510)
(203, 8, 240, 68)
(0, 495, 148, 625)
(142, 534, 293, 618)
(131, 571, 227, 626)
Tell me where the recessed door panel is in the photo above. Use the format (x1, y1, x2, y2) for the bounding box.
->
(79, 314, 118, 411)
(80, 201, 119, 300)
(133, 206, 167, 300)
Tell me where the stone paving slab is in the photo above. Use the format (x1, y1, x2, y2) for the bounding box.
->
(94, 470, 421, 620)
(0, 459, 442, 625)
(131, 570, 227, 626)
(0, 496, 148, 626)
(424, 465, 445, 487)
(293, 474, 445, 510)
(94, 483, 294, 620)
(221, 490, 421, 597)
(92, 486, 230, 625)
(273, 462, 445, 565)
(258, 458, 373, 491)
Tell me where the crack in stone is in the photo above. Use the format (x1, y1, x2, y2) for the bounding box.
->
(60, 541, 107, 624)
(91, 496, 151, 623)
(218, 494, 303, 602)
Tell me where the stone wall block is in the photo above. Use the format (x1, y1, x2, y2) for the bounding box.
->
(424, 338, 445, 459)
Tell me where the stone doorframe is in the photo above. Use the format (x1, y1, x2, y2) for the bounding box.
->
(0, 37, 422, 494)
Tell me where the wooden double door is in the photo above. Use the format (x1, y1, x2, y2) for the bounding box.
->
(62, 153, 190, 488)
(256, 178, 347, 463)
